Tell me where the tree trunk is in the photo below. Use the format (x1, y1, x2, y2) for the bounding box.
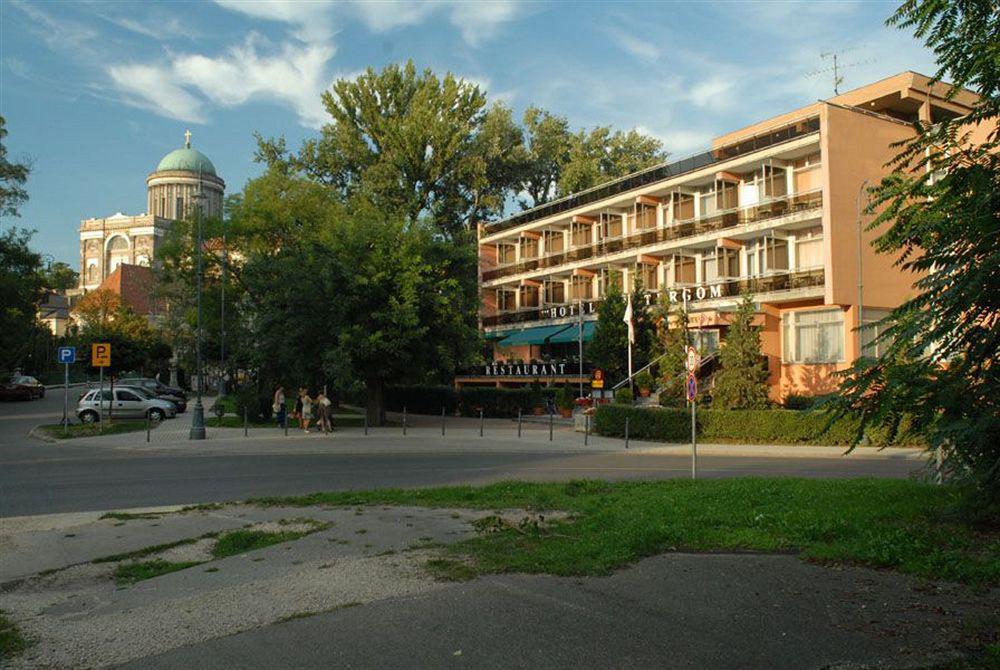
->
(366, 379, 385, 426)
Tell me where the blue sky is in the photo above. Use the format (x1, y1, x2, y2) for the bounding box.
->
(2, 0, 936, 269)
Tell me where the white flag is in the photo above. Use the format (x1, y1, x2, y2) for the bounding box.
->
(623, 295, 635, 344)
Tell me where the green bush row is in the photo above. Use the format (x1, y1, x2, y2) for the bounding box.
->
(384, 385, 564, 418)
(593, 404, 923, 446)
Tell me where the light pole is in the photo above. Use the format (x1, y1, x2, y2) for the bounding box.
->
(189, 174, 207, 440)
(856, 179, 870, 356)
(217, 213, 227, 398)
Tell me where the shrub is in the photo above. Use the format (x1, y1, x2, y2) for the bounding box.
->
(614, 387, 633, 405)
(556, 384, 575, 411)
(234, 385, 271, 422)
(593, 405, 925, 446)
(634, 370, 654, 391)
(385, 385, 459, 415)
(783, 394, 827, 410)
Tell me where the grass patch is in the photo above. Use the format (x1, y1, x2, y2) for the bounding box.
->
(92, 537, 207, 564)
(247, 479, 1000, 586)
(36, 420, 152, 440)
(426, 558, 477, 581)
(0, 611, 29, 659)
(114, 559, 202, 585)
(100, 511, 161, 522)
(211, 521, 327, 559)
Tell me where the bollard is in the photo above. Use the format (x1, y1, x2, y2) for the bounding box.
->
(549, 411, 553, 442)
(403, 406, 407, 436)
(479, 409, 484, 437)
(146, 414, 151, 443)
(364, 412, 368, 436)
(441, 407, 446, 436)
(517, 409, 522, 439)
(584, 413, 589, 446)
(244, 408, 248, 437)
(284, 411, 288, 436)
(625, 416, 630, 450)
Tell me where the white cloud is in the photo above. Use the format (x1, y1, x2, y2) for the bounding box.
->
(637, 126, 711, 156)
(449, 1, 522, 46)
(686, 78, 735, 109)
(107, 63, 208, 123)
(605, 26, 660, 61)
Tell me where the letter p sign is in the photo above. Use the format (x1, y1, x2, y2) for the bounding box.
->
(92, 343, 111, 368)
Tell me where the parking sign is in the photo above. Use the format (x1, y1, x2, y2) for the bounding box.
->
(57, 346, 76, 364)
(91, 343, 111, 368)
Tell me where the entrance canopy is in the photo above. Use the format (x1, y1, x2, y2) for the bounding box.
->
(546, 321, 596, 344)
(495, 323, 573, 346)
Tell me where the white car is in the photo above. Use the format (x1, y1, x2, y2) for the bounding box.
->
(77, 388, 177, 423)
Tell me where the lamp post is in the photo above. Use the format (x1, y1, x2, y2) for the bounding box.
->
(217, 213, 226, 398)
(189, 174, 207, 440)
(856, 179, 870, 356)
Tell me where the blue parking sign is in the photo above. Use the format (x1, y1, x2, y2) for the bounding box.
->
(57, 346, 76, 364)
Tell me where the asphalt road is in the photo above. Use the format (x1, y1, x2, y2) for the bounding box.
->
(2, 392, 925, 517)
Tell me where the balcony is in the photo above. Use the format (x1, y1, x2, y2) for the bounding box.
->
(482, 268, 825, 328)
(481, 189, 823, 283)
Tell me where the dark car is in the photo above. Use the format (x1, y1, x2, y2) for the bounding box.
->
(119, 378, 188, 401)
(0, 375, 45, 400)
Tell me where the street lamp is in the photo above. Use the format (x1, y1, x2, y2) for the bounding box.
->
(856, 179, 870, 357)
(217, 213, 227, 398)
(189, 174, 207, 440)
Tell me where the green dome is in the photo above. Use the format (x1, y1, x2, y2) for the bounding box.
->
(155, 147, 217, 176)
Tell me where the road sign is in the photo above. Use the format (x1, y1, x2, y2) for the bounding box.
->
(91, 343, 111, 368)
(57, 346, 76, 364)
(686, 373, 697, 402)
(591, 368, 605, 389)
(685, 346, 700, 373)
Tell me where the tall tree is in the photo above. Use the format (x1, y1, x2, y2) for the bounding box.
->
(518, 106, 572, 209)
(255, 61, 520, 236)
(0, 116, 30, 218)
(43, 261, 78, 291)
(0, 227, 48, 373)
(650, 293, 690, 407)
(557, 127, 666, 196)
(713, 292, 770, 410)
(834, 0, 1000, 505)
(587, 277, 628, 384)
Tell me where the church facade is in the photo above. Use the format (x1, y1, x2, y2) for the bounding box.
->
(78, 131, 224, 291)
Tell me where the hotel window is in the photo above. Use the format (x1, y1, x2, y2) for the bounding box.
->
(794, 227, 824, 269)
(544, 280, 565, 304)
(793, 153, 822, 193)
(497, 288, 517, 311)
(717, 247, 740, 278)
(701, 252, 719, 283)
(716, 181, 738, 210)
(571, 222, 592, 246)
(543, 230, 565, 254)
(690, 329, 720, 354)
(596, 267, 622, 297)
(765, 237, 789, 272)
(699, 189, 717, 218)
(673, 255, 696, 285)
(498, 243, 516, 265)
(672, 194, 695, 222)
(600, 214, 623, 239)
(570, 276, 593, 300)
(519, 285, 540, 308)
(635, 204, 657, 230)
(761, 165, 788, 199)
(860, 308, 893, 358)
(638, 262, 659, 290)
(520, 236, 539, 259)
(782, 309, 845, 363)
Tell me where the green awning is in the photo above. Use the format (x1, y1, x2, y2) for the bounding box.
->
(496, 324, 573, 346)
(546, 320, 597, 344)
(484, 331, 509, 341)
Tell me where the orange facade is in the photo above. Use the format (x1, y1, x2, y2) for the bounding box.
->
(473, 73, 986, 400)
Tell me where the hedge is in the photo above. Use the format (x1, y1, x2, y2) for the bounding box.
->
(384, 385, 560, 418)
(593, 404, 923, 446)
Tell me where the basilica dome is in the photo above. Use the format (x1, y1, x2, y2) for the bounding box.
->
(155, 147, 217, 176)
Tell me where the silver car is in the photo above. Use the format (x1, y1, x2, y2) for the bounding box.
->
(77, 388, 177, 423)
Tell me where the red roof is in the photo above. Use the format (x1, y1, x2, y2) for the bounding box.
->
(98, 264, 157, 315)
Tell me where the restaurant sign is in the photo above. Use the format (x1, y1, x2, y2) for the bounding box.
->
(481, 362, 570, 377)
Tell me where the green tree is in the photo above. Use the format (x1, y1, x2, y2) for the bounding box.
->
(587, 276, 627, 383)
(43, 261, 78, 291)
(650, 293, 689, 407)
(0, 116, 30, 218)
(713, 292, 770, 410)
(254, 61, 519, 236)
(557, 127, 666, 196)
(834, 0, 1000, 505)
(0, 227, 48, 373)
(518, 106, 572, 208)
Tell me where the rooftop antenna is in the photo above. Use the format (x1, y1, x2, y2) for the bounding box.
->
(809, 49, 872, 96)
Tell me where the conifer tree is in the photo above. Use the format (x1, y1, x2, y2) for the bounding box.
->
(713, 292, 770, 410)
(587, 274, 627, 384)
(651, 293, 689, 407)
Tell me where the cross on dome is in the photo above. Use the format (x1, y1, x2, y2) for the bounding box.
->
(184, 129, 192, 148)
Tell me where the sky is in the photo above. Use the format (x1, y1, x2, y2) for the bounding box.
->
(1, 0, 937, 269)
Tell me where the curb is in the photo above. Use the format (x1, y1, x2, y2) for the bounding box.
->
(27, 426, 58, 444)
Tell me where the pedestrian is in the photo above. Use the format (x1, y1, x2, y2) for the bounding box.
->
(316, 391, 332, 433)
(272, 385, 286, 426)
(294, 387, 304, 423)
(300, 389, 314, 433)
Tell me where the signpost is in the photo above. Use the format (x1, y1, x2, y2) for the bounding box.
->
(92, 343, 111, 430)
(685, 346, 700, 480)
(57, 346, 75, 435)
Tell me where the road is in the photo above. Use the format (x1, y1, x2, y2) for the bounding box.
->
(1, 392, 926, 517)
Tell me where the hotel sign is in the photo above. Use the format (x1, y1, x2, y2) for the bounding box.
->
(668, 284, 726, 303)
(540, 301, 598, 320)
(482, 362, 570, 377)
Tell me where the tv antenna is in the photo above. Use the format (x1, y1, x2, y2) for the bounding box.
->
(809, 50, 872, 95)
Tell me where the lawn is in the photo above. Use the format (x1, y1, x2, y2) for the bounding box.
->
(248, 478, 1000, 586)
(36, 420, 153, 440)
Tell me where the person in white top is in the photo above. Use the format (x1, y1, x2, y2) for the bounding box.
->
(299, 389, 313, 434)
(316, 391, 333, 433)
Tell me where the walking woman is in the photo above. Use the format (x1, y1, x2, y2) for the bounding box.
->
(272, 385, 286, 427)
(300, 388, 314, 434)
(316, 391, 332, 433)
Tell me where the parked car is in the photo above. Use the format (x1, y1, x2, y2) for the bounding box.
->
(76, 388, 177, 423)
(118, 377, 187, 400)
(116, 384, 187, 413)
(0, 375, 45, 400)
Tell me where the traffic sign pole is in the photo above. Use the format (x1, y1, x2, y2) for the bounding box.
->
(691, 397, 697, 480)
(63, 362, 69, 435)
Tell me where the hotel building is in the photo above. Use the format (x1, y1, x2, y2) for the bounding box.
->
(469, 72, 984, 400)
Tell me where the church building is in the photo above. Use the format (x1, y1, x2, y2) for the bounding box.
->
(78, 131, 224, 291)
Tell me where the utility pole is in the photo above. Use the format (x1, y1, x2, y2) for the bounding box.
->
(577, 299, 584, 398)
(857, 179, 870, 356)
(218, 211, 227, 398)
(189, 171, 206, 440)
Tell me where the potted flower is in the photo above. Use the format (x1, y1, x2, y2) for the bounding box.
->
(635, 370, 654, 398)
(556, 384, 575, 418)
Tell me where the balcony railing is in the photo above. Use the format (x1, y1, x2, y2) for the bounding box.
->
(481, 268, 825, 328)
(481, 189, 823, 282)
